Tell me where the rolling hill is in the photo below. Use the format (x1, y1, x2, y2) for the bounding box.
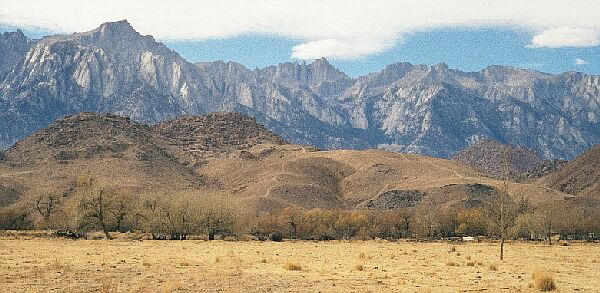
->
(0, 112, 584, 215)
(539, 144, 600, 197)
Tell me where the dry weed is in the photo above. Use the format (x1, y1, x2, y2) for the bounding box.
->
(283, 261, 302, 271)
(532, 270, 557, 291)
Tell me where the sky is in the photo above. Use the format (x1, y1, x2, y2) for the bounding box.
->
(1, 0, 599, 77)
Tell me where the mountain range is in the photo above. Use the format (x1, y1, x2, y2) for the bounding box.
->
(1, 20, 600, 160)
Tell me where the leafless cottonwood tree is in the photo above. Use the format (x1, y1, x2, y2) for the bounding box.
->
(35, 194, 60, 227)
(75, 177, 135, 239)
(78, 188, 114, 239)
(414, 198, 440, 239)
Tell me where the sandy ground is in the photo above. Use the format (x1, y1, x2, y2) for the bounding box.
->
(0, 238, 598, 292)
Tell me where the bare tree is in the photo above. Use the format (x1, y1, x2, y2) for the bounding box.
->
(74, 177, 136, 239)
(397, 208, 414, 238)
(107, 191, 136, 233)
(535, 202, 562, 245)
(414, 198, 440, 239)
(160, 195, 195, 240)
(35, 194, 60, 227)
(78, 188, 114, 239)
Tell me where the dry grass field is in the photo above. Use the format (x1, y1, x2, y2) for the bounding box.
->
(0, 236, 598, 292)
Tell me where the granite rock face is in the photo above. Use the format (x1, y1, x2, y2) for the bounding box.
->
(1, 20, 600, 159)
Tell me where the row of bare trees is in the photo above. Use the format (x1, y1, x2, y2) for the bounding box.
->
(0, 178, 599, 242)
(0, 177, 246, 239)
(251, 196, 599, 242)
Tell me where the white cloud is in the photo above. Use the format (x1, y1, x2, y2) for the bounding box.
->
(1, 0, 600, 59)
(575, 58, 589, 65)
(530, 27, 600, 48)
(291, 38, 396, 60)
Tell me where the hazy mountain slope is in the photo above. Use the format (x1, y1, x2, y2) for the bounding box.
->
(1, 20, 600, 160)
(339, 63, 600, 159)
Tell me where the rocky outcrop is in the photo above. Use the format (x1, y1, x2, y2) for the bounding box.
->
(154, 112, 287, 165)
(453, 139, 552, 180)
(358, 189, 424, 209)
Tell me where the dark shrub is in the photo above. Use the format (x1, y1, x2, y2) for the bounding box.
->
(270, 232, 283, 242)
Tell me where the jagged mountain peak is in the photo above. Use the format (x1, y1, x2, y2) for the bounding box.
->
(91, 19, 148, 41)
(311, 57, 330, 67)
(0, 29, 35, 80)
(97, 19, 134, 32)
(31, 19, 161, 57)
(258, 58, 352, 90)
(308, 57, 349, 80)
(1, 29, 27, 40)
(431, 62, 449, 71)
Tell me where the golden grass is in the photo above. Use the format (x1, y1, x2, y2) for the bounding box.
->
(283, 261, 302, 271)
(532, 270, 557, 291)
(0, 238, 598, 292)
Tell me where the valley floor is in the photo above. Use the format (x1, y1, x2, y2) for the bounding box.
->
(0, 237, 598, 292)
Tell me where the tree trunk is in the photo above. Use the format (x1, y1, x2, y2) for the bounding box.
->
(500, 237, 504, 260)
(101, 223, 113, 240)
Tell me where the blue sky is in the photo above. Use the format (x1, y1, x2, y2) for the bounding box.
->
(1, 0, 599, 77)
(166, 29, 599, 77)
(3, 24, 598, 78)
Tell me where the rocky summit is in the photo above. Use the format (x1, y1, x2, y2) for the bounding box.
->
(5, 111, 287, 167)
(154, 112, 287, 166)
(1, 20, 600, 160)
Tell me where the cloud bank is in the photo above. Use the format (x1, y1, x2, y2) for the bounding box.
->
(1, 0, 599, 59)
